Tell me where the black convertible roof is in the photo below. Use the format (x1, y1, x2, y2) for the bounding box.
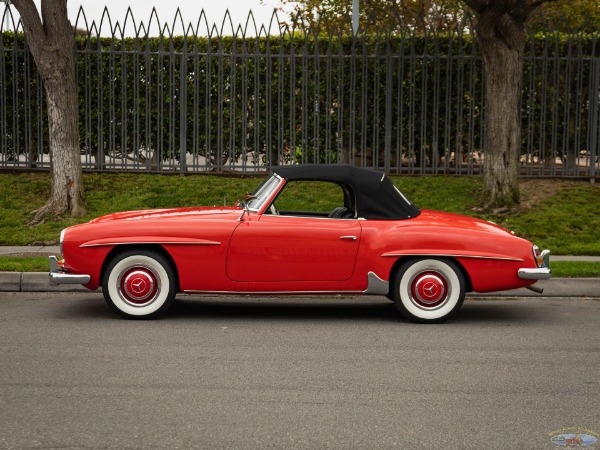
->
(272, 165, 420, 220)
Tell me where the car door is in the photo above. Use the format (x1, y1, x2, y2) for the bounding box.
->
(226, 215, 362, 282)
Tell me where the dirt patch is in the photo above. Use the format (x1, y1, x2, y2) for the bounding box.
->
(518, 179, 590, 212)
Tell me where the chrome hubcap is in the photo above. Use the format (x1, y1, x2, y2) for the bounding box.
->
(118, 266, 159, 307)
(409, 271, 449, 310)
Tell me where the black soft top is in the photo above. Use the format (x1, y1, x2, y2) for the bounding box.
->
(272, 165, 420, 220)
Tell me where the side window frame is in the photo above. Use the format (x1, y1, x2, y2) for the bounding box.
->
(265, 179, 356, 219)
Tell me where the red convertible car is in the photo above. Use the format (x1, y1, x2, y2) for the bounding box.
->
(49, 165, 550, 323)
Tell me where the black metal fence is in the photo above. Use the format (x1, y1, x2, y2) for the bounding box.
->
(1, 7, 599, 177)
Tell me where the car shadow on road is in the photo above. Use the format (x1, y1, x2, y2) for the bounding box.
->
(167, 296, 401, 323)
(455, 300, 530, 323)
(163, 296, 533, 324)
(53, 296, 115, 320)
(55, 294, 541, 324)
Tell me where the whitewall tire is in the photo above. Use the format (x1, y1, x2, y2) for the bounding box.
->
(392, 258, 466, 323)
(102, 250, 177, 319)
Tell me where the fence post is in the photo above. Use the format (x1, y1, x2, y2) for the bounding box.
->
(589, 55, 599, 183)
(384, 41, 392, 174)
(179, 36, 187, 175)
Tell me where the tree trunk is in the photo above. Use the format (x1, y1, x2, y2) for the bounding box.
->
(37, 68, 85, 221)
(462, 0, 558, 210)
(475, 16, 526, 210)
(12, 0, 85, 224)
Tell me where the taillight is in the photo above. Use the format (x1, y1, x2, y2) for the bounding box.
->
(533, 245, 543, 267)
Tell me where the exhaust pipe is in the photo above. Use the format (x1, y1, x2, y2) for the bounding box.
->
(526, 284, 544, 294)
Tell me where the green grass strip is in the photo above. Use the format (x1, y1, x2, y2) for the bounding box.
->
(0, 256, 50, 272)
(550, 261, 600, 278)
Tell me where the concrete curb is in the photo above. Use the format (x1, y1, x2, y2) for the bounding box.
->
(0, 272, 21, 292)
(1, 271, 599, 297)
(0, 272, 92, 293)
(471, 278, 600, 298)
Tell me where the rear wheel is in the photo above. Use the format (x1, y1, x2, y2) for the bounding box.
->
(392, 258, 465, 323)
(102, 249, 177, 319)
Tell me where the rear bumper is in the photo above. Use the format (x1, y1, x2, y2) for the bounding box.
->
(518, 267, 552, 280)
(518, 249, 551, 280)
(49, 256, 91, 285)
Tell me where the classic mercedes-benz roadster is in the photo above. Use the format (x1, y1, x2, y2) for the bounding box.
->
(50, 165, 550, 322)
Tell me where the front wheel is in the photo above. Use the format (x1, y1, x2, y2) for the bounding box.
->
(392, 258, 465, 323)
(102, 249, 177, 319)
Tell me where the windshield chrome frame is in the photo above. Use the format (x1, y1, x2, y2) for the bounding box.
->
(247, 173, 284, 213)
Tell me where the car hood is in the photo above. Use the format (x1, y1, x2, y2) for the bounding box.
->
(88, 206, 242, 223)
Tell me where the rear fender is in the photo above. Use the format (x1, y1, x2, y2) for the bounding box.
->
(388, 256, 473, 293)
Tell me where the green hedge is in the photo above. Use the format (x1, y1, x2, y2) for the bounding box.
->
(1, 30, 598, 170)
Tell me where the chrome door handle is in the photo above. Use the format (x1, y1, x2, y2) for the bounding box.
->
(340, 236, 357, 241)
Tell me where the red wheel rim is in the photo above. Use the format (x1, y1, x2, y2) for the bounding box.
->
(410, 271, 448, 309)
(119, 267, 159, 306)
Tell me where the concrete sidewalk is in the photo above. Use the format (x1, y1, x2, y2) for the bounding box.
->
(0, 246, 61, 256)
(1, 246, 599, 296)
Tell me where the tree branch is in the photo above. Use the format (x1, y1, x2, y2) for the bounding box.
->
(10, 0, 46, 43)
(390, 0, 406, 29)
(512, 0, 560, 21)
(476, 1, 513, 40)
(462, 0, 488, 15)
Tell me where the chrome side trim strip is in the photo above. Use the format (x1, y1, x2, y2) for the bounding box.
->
(48, 256, 91, 285)
(80, 241, 221, 248)
(182, 290, 364, 295)
(382, 253, 524, 262)
(362, 272, 389, 295)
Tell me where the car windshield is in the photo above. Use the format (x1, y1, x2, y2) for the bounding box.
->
(246, 174, 281, 211)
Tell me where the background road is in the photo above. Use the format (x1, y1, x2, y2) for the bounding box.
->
(1, 293, 599, 449)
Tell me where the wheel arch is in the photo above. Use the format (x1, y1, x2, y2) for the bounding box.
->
(389, 255, 473, 293)
(100, 244, 180, 291)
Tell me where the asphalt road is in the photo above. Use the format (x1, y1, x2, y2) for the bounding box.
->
(1, 293, 599, 449)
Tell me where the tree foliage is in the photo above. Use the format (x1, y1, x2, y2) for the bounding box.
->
(274, 0, 466, 32)
(530, 0, 600, 32)
(271, 0, 600, 33)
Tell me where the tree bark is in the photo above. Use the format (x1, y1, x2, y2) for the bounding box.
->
(476, 17, 525, 209)
(11, 0, 85, 224)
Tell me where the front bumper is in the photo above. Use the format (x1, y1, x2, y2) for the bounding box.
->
(518, 249, 551, 280)
(49, 256, 91, 285)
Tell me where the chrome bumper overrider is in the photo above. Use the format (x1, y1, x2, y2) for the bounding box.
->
(48, 256, 91, 285)
(518, 249, 551, 280)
